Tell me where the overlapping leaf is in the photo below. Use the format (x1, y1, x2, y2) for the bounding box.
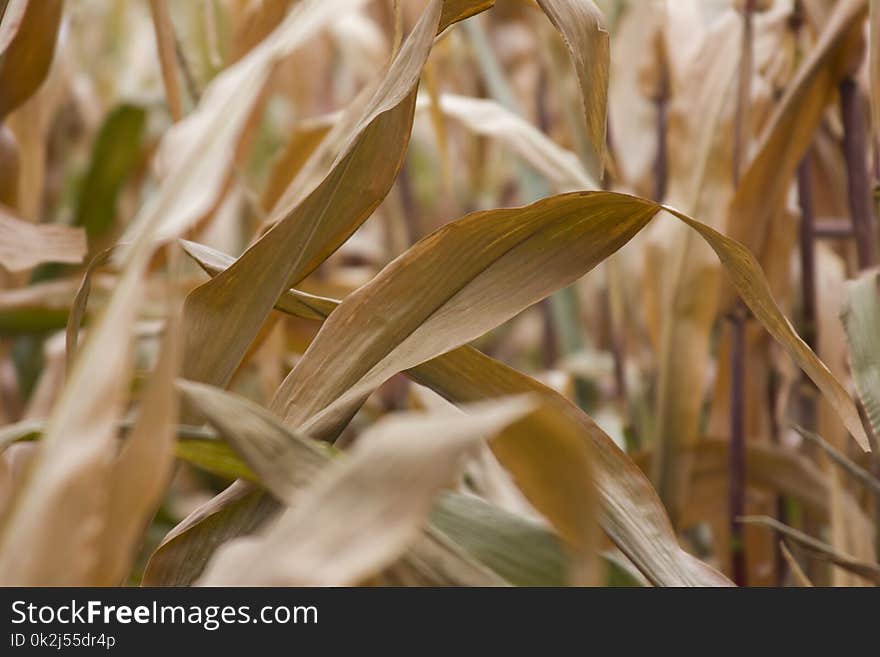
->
(181, 0, 493, 388)
(198, 397, 536, 586)
(724, 0, 868, 304)
(118, 0, 375, 254)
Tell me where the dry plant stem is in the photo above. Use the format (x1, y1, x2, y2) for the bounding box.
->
(728, 307, 747, 587)
(391, 0, 404, 58)
(174, 32, 201, 105)
(741, 515, 880, 584)
(147, 0, 183, 121)
(797, 155, 818, 353)
(203, 0, 223, 71)
(793, 153, 817, 584)
(794, 425, 880, 499)
(732, 0, 755, 181)
(813, 220, 854, 239)
(728, 0, 756, 589)
(840, 77, 877, 270)
(534, 68, 559, 369)
(652, 64, 669, 203)
(779, 541, 813, 586)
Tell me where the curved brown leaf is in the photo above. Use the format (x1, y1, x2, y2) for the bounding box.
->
(0, 0, 64, 120)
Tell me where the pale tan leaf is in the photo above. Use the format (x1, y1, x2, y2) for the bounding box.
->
(0, 206, 86, 273)
(648, 8, 744, 518)
(841, 268, 880, 442)
(536, 0, 609, 179)
(0, 255, 141, 585)
(198, 398, 537, 586)
(118, 0, 373, 253)
(149, 384, 505, 587)
(417, 93, 596, 190)
(95, 307, 182, 585)
(147, 0, 183, 122)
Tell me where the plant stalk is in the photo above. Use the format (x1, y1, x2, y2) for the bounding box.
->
(728, 0, 755, 587)
(840, 77, 877, 270)
(728, 308, 747, 587)
(652, 55, 669, 203)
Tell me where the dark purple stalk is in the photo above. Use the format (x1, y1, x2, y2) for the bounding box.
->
(797, 153, 817, 353)
(813, 220, 854, 239)
(728, 308, 747, 587)
(535, 68, 559, 369)
(793, 153, 817, 585)
(728, 0, 755, 588)
(840, 77, 877, 270)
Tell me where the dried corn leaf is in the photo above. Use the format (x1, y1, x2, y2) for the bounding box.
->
(0, 0, 64, 120)
(65, 247, 117, 372)
(417, 93, 595, 190)
(0, 206, 86, 273)
(267, 192, 867, 454)
(648, 7, 751, 518)
(181, 0, 492, 388)
(666, 207, 870, 451)
(841, 269, 880, 441)
(119, 0, 373, 253)
(186, 186, 869, 581)
(198, 397, 537, 585)
(179, 246, 716, 587)
(430, 492, 567, 587)
(142, 481, 276, 587)
(96, 308, 181, 585)
(0, 251, 142, 584)
(724, 0, 868, 305)
(148, 384, 505, 586)
(536, 0, 609, 179)
(271, 193, 659, 437)
(147, 0, 183, 121)
(0, 126, 19, 207)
